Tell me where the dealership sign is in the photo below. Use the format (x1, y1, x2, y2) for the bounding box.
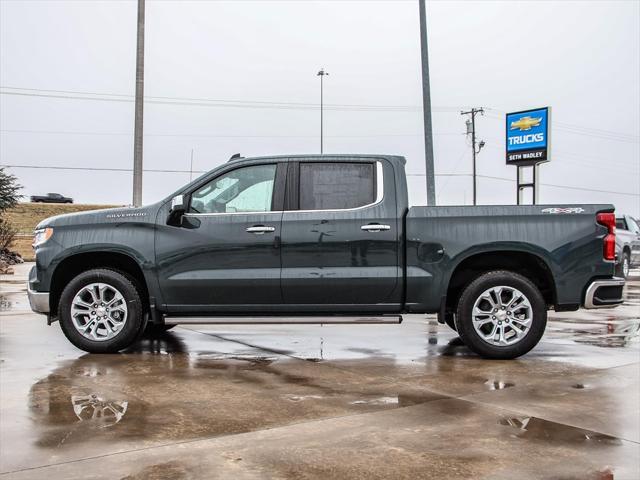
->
(506, 107, 550, 165)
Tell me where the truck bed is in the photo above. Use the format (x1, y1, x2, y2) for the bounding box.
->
(404, 204, 615, 312)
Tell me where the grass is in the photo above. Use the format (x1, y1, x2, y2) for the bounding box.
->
(2, 202, 120, 234)
(3, 203, 120, 262)
(10, 235, 35, 262)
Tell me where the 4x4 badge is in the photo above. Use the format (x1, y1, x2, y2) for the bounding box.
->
(541, 207, 585, 214)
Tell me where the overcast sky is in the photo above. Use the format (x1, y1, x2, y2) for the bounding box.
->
(1, 0, 639, 215)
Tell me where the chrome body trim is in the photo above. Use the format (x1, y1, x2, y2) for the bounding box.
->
(27, 286, 50, 314)
(246, 226, 276, 234)
(165, 315, 402, 325)
(583, 278, 625, 309)
(361, 224, 391, 232)
(184, 160, 385, 217)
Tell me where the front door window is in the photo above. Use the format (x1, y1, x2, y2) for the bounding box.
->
(189, 164, 277, 214)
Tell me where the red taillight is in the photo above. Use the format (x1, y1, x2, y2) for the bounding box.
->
(596, 213, 616, 261)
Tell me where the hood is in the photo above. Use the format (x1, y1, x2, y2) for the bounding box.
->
(36, 204, 160, 229)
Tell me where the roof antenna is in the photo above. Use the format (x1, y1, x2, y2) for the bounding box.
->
(228, 153, 243, 162)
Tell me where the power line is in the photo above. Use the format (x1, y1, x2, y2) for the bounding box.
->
(0, 164, 208, 174)
(3, 164, 637, 197)
(480, 139, 638, 169)
(408, 171, 639, 197)
(0, 128, 463, 138)
(3, 86, 638, 141)
(0, 87, 461, 112)
(484, 110, 639, 143)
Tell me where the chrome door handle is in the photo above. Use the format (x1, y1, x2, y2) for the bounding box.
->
(246, 226, 276, 234)
(361, 224, 391, 232)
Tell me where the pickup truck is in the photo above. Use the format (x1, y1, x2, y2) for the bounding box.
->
(615, 215, 640, 278)
(27, 155, 624, 359)
(30, 193, 73, 204)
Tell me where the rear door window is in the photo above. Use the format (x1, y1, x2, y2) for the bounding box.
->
(299, 162, 375, 211)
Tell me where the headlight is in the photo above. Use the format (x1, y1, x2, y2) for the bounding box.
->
(32, 227, 53, 248)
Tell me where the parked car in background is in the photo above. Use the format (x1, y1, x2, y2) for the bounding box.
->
(30, 193, 73, 204)
(615, 215, 640, 278)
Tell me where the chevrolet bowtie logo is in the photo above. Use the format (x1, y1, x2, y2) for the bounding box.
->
(510, 116, 542, 131)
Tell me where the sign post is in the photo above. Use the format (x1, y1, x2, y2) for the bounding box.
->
(505, 107, 551, 205)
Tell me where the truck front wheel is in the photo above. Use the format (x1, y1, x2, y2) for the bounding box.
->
(58, 269, 146, 353)
(454, 270, 547, 359)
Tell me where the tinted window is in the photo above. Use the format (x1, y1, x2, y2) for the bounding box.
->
(627, 217, 640, 233)
(299, 163, 375, 210)
(616, 218, 626, 230)
(189, 164, 276, 214)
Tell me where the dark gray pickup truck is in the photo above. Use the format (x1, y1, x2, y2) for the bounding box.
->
(28, 155, 624, 358)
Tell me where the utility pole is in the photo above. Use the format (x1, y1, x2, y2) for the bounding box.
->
(418, 0, 436, 206)
(317, 69, 329, 154)
(460, 108, 485, 205)
(132, 0, 145, 206)
(189, 149, 194, 181)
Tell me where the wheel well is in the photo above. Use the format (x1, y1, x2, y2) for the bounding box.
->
(445, 251, 555, 311)
(50, 252, 149, 316)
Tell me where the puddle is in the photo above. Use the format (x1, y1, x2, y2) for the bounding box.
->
(499, 416, 622, 445)
(485, 380, 515, 390)
(283, 394, 324, 402)
(547, 319, 640, 348)
(121, 461, 192, 480)
(0, 295, 12, 311)
(71, 394, 128, 427)
(351, 396, 399, 406)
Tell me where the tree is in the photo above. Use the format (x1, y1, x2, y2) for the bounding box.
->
(0, 169, 21, 259)
(0, 168, 22, 213)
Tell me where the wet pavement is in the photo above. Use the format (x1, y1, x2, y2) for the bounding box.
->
(1, 264, 639, 479)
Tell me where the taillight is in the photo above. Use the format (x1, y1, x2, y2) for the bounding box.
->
(596, 213, 616, 261)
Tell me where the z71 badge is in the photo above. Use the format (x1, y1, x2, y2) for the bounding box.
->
(541, 207, 585, 214)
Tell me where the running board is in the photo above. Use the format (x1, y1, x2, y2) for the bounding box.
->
(165, 315, 403, 325)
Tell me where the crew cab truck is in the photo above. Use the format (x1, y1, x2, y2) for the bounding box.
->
(30, 192, 73, 204)
(28, 155, 625, 359)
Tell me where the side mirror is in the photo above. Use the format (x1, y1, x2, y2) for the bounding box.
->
(171, 194, 185, 211)
(167, 194, 186, 226)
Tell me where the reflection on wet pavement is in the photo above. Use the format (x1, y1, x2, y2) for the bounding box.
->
(498, 416, 621, 445)
(0, 274, 638, 479)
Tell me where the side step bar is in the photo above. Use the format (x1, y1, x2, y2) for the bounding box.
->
(165, 315, 403, 325)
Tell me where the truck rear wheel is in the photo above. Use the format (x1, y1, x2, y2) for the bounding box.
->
(58, 269, 146, 353)
(455, 270, 547, 359)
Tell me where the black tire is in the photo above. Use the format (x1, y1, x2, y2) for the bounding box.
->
(616, 251, 630, 279)
(454, 270, 547, 359)
(58, 268, 146, 353)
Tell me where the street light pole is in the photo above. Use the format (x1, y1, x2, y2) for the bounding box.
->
(418, 0, 436, 206)
(132, 0, 145, 206)
(317, 69, 329, 154)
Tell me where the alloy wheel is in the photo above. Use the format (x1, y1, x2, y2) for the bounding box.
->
(472, 286, 533, 346)
(70, 282, 128, 341)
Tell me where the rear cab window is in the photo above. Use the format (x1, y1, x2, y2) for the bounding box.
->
(299, 162, 376, 211)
